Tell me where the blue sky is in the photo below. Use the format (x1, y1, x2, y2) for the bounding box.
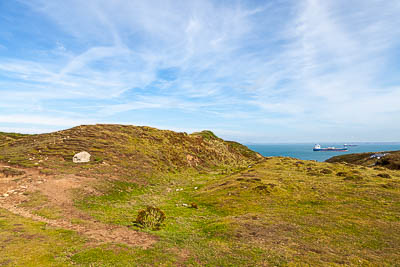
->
(1, 0, 400, 143)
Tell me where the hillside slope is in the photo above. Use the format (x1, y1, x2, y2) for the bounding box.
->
(0, 132, 27, 145)
(0, 124, 262, 178)
(326, 150, 400, 170)
(1, 125, 400, 266)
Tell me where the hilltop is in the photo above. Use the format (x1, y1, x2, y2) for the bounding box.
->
(0, 124, 261, 178)
(0, 125, 400, 266)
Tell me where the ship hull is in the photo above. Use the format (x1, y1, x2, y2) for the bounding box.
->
(313, 148, 348, 152)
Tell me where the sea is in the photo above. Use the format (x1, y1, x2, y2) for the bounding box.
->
(247, 143, 400, 162)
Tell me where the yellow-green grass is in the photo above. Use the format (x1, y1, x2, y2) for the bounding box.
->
(70, 157, 400, 266)
(1, 157, 400, 266)
(0, 208, 82, 266)
(0, 125, 261, 178)
(1, 125, 400, 266)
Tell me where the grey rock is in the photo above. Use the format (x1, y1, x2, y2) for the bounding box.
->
(73, 151, 91, 163)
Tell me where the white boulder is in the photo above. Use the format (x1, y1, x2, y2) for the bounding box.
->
(73, 151, 91, 163)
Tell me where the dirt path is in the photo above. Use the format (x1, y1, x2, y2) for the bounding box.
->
(0, 163, 156, 248)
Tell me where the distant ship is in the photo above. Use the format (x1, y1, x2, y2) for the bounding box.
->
(343, 144, 358, 147)
(313, 144, 348, 152)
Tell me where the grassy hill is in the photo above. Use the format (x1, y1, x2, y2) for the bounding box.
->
(0, 124, 261, 178)
(326, 150, 400, 170)
(1, 125, 400, 266)
(0, 132, 28, 145)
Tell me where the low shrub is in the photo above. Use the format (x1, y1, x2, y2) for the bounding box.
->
(320, 169, 333, 174)
(377, 173, 391, 179)
(254, 183, 276, 194)
(343, 175, 363, 181)
(0, 168, 25, 177)
(135, 206, 166, 230)
(381, 183, 396, 189)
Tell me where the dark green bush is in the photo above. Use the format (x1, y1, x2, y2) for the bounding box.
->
(135, 206, 166, 230)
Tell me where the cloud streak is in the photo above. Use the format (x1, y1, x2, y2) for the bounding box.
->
(1, 0, 399, 141)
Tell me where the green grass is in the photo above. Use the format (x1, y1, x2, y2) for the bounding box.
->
(34, 207, 63, 220)
(0, 208, 83, 266)
(68, 158, 400, 265)
(1, 157, 400, 266)
(1, 125, 400, 266)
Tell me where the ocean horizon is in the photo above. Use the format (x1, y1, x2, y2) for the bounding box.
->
(247, 142, 400, 162)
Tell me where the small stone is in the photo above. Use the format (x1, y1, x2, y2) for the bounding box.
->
(194, 187, 198, 190)
(3, 194, 9, 197)
(73, 151, 91, 163)
(182, 203, 188, 207)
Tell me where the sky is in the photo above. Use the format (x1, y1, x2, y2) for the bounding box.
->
(1, 0, 400, 143)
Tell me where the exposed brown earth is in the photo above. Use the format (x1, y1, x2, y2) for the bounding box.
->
(0, 162, 156, 248)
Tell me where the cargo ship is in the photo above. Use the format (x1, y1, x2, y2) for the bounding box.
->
(343, 144, 358, 147)
(313, 144, 348, 152)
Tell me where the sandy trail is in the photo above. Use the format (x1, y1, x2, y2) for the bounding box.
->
(0, 163, 156, 248)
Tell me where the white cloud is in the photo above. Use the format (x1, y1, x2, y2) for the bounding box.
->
(0, 115, 94, 127)
(1, 0, 400, 141)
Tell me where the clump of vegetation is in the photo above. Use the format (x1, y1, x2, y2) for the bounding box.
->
(327, 151, 400, 170)
(0, 167, 25, 177)
(295, 161, 305, 165)
(336, 172, 348, 177)
(0, 132, 28, 146)
(254, 183, 276, 194)
(135, 206, 166, 230)
(307, 171, 320, 176)
(320, 168, 333, 174)
(377, 173, 391, 179)
(191, 130, 220, 140)
(343, 175, 363, 181)
(381, 183, 397, 189)
(190, 202, 198, 209)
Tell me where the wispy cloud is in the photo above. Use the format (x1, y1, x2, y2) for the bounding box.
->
(1, 0, 399, 141)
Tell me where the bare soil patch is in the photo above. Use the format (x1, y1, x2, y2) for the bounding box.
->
(0, 162, 156, 248)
